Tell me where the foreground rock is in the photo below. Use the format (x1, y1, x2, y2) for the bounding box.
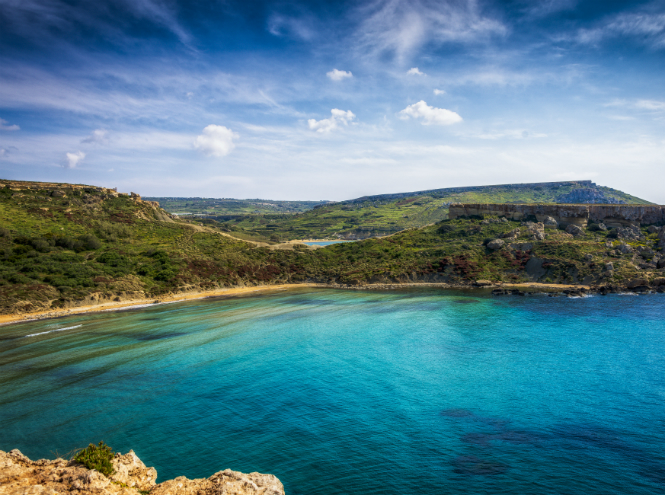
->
(0, 449, 284, 495)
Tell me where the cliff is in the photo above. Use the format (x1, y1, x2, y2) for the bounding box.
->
(0, 449, 285, 495)
(449, 203, 665, 228)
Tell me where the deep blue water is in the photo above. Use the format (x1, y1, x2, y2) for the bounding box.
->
(1, 289, 665, 494)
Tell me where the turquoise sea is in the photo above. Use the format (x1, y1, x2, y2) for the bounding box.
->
(303, 241, 352, 246)
(1, 289, 665, 494)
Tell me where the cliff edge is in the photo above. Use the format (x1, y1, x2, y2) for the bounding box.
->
(0, 449, 285, 495)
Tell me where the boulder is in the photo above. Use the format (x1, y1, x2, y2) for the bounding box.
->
(588, 222, 607, 232)
(651, 277, 665, 287)
(473, 280, 493, 287)
(605, 262, 614, 271)
(658, 258, 665, 269)
(616, 224, 644, 241)
(617, 243, 633, 254)
(647, 225, 661, 234)
(543, 216, 558, 228)
(487, 239, 505, 250)
(50, 190, 66, 198)
(501, 228, 520, 239)
(565, 224, 584, 237)
(638, 247, 655, 259)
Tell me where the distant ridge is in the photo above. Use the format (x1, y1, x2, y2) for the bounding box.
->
(337, 180, 606, 205)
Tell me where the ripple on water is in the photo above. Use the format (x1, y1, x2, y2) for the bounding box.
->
(452, 455, 510, 476)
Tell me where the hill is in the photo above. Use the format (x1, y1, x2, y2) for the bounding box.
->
(0, 178, 662, 318)
(194, 180, 652, 241)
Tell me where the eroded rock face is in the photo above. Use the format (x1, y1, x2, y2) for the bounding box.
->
(0, 449, 285, 495)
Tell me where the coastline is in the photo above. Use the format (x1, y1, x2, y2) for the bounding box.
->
(0, 281, 601, 326)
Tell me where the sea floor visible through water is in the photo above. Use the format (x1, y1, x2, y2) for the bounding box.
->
(1, 288, 664, 494)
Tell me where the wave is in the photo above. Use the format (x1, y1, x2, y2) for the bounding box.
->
(25, 324, 82, 338)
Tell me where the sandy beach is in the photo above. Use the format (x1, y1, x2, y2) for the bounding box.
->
(0, 281, 594, 327)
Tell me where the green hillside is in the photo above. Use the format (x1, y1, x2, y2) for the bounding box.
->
(0, 179, 661, 315)
(202, 181, 653, 241)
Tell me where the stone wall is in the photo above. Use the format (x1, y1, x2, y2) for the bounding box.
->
(449, 203, 665, 227)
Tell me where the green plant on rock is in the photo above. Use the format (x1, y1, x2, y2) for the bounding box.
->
(72, 441, 115, 477)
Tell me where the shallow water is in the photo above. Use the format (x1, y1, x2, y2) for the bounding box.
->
(1, 289, 664, 494)
(303, 241, 353, 246)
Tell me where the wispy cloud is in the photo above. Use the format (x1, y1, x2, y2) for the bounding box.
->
(81, 129, 108, 144)
(576, 12, 665, 48)
(0, 118, 20, 131)
(433, 89, 446, 95)
(406, 67, 424, 75)
(352, 0, 507, 65)
(398, 101, 462, 125)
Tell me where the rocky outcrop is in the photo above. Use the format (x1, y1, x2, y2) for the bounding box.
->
(449, 203, 665, 228)
(0, 449, 284, 495)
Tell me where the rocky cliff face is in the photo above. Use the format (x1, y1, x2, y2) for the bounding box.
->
(0, 449, 285, 495)
(449, 204, 665, 228)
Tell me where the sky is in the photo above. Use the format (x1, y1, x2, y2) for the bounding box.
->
(0, 0, 664, 202)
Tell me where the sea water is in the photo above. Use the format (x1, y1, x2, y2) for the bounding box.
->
(1, 289, 664, 494)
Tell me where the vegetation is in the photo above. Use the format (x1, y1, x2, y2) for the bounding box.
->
(0, 179, 660, 315)
(158, 181, 652, 241)
(72, 441, 115, 477)
(144, 197, 327, 216)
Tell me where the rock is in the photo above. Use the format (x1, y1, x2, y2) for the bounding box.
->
(501, 228, 520, 239)
(487, 239, 505, 250)
(151, 469, 284, 495)
(50, 190, 66, 198)
(532, 231, 545, 240)
(584, 254, 593, 262)
(565, 224, 584, 237)
(616, 224, 644, 241)
(605, 241, 614, 249)
(651, 277, 665, 287)
(588, 222, 607, 232)
(659, 229, 665, 250)
(638, 247, 655, 259)
(605, 262, 614, 271)
(658, 258, 665, 269)
(647, 225, 660, 234)
(543, 216, 558, 228)
(627, 278, 649, 289)
(491, 289, 507, 296)
(473, 280, 493, 287)
(500, 217, 508, 222)
(0, 449, 284, 495)
(110, 450, 157, 490)
(617, 243, 633, 254)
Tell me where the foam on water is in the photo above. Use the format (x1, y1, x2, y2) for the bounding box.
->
(24, 324, 82, 338)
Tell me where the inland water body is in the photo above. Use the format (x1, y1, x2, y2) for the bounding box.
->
(1, 289, 665, 494)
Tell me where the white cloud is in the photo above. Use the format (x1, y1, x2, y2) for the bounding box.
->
(576, 12, 665, 48)
(63, 151, 85, 169)
(81, 128, 108, 144)
(0, 118, 19, 131)
(194, 125, 238, 157)
(308, 109, 356, 133)
(433, 89, 446, 95)
(326, 69, 353, 81)
(407, 67, 424, 75)
(398, 101, 462, 126)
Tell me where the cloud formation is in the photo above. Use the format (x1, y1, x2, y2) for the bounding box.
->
(576, 12, 665, 48)
(63, 151, 85, 169)
(433, 89, 446, 95)
(194, 125, 237, 157)
(398, 101, 462, 125)
(407, 67, 424, 75)
(81, 129, 108, 144)
(308, 109, 356, 133)
(0, 118, 20, 131)
(327, 69, 353, 81)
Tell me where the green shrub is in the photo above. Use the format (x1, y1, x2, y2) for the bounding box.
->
(72, 441, 115, 477)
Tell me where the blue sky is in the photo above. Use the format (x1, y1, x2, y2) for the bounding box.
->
(1, 0, 664, 201)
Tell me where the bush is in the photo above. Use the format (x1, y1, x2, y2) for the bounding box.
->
(72, 441, 115, 477)
(78, 234, 102, 251)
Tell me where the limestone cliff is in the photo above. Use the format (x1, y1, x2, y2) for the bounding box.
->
(449, 203, 665, 228)
(0, 449, 284, 495)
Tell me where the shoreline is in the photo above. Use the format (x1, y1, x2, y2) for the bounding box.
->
(0, 281, 656, 326)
